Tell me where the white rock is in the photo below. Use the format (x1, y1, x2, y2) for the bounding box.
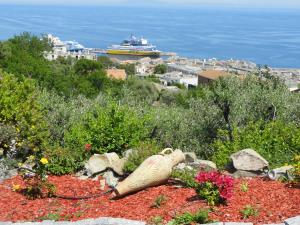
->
(103, 171, 119, 188)
(189, 159, 217, 171)
(85, 153, 125, 176)
(230, 149, 268, 171)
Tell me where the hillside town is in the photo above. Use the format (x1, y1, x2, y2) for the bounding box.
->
(46, 34, 300, 91)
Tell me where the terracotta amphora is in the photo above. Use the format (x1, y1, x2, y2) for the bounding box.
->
(112, 148, 185, 197)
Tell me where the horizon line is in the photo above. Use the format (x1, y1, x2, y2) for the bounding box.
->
(0, 3, 300, 10)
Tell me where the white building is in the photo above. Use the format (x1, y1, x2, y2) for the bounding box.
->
(45, 34, 97, 61)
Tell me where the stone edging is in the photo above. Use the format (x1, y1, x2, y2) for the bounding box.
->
(0, 215, 299, 225)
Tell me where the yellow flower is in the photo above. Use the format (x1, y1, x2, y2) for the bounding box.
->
(31, 125, 35, 129)
(18, 162, 23, 167)
(4, 144, 8, 148)
(12, 184, 21, 191)
(40, 157, 49, 165)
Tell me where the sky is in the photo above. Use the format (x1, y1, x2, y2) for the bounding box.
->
(0, 0, 300, 8)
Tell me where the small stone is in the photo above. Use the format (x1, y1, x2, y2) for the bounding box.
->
(230, 149, 268, 171)
(184, 152, 198, 163)
(268, 166, 294, 180)
(99, 179, 106, 191)
(284, 215, 300, 225)
(103, 171, 119, 188)
(189, 159, 217, 171)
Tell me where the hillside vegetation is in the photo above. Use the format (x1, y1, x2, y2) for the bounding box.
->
(0, 33, 299, 175)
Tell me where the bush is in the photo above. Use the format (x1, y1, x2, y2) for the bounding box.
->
(0, 71, 49, 159)
(154, 64, 167, 74)
(44, 147, 86, 175)
(212, 120, 300, 168)
(65, 103, 150, 155)
(123, 141, 160, 173)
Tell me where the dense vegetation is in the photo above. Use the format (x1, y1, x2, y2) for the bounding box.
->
(0, 32, 299, 175)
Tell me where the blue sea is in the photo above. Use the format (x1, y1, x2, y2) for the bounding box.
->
(0, 5, 300, 68)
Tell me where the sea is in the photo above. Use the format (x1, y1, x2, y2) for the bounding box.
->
(0, 5, 300, 68)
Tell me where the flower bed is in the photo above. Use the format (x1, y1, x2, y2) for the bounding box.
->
(0, 175, 299, 225)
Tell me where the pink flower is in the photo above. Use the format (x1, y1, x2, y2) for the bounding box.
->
(195, 171, 234, 201)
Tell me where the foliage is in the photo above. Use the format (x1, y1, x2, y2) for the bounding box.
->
(44, 147, 86, 175)
(151, 194, 168, 208)
(145, 75, 160, 83)
(154, 64, 167, 74)
(0, 71, 49, 158)
(37, 90, 94, 147)
(65, 103, 150, 155)
(195, 171, 234, 206)
(149, 216, 164, 225)
(169, 210, 211, 225)
(288, 155, 300, 186)
(240, 181, 249, 192)
(123, 141, 160, 173)
(212, 120, 300, 168)
(74, 59, 102, 75)
(122, 77, 159, 105)
(171, 168, 198, 189)
(17, 156, 56, 199)
(117, 63, 135, 75)
(240, 205, 259, 219)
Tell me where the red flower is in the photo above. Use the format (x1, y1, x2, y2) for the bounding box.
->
(195, 171, 234, 201)
(85, 144, 92, 151)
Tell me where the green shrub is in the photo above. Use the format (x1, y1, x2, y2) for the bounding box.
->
(44, 147, 86, 175)
(0, 71, 49, 158)
(123, 141, 160, 173)
(169, 210, 211, 225)
(154, 64, 167, 74)
(151, 194, 168, 208)
(212, 120, 300, 168)
(149, 216, 164, 225)
(65, 103, 150, 155)
(240, 205, 259, 219)
(171, 168, 198, 189)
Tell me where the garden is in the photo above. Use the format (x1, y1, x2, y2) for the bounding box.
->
(0, 33, 299, 224)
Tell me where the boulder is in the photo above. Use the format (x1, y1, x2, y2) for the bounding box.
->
(184, 152, 198, 163)
(85, 153, 125, 176)
(230, 149, 268, 171)
(189, 159, 217, 171)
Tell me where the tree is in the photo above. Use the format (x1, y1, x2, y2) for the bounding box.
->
(74, 59, 102, 75)
(154, 64, 167, 74)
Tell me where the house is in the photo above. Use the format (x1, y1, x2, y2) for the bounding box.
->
(106, 69, 127, 80)
(198, 70, 231, 85)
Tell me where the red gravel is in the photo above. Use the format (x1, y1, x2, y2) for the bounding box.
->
(0, 175, 299, 224)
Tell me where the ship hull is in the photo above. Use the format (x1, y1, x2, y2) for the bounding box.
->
(106, 49, 160, 57)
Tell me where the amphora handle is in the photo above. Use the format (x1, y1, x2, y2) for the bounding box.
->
(159, 148, 173, 156)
